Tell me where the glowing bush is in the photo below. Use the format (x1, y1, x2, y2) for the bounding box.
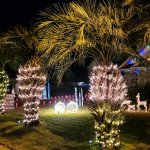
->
(0, 70, 9, 114)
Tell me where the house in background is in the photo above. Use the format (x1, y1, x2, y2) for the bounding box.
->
(121, 67, 150, 88)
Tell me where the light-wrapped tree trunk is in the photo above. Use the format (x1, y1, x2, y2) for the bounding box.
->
(17, 57, 46, 126)
(0, 70, 9, 114)
(88, 63, 127, 149)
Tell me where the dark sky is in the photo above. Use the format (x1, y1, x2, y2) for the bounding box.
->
(1, 0, 149, 82)
(0, 0, 88, 82)
(1, 0, 149, 32)
(0, 0, 72, 32)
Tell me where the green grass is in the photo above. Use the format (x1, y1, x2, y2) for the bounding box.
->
(0, 106, 150, 150)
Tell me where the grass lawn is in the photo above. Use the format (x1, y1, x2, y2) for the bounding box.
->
(0, 106, 150, 150)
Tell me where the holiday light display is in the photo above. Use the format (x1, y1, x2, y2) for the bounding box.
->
(17, 57, 46, 126)
(4, 94, 15, 110)
(88, 64, 127, 149)
(0, 70, 9, 114)
(55, 102, 65, 113)
(66, 101, 78, 113)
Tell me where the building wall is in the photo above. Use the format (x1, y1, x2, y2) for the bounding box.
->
(121, 67, 150, 88)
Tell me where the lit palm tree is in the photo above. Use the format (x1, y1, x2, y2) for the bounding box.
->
(0, 70, 9, 114)
(0, 26, 45, 126)
(37, 0, 150, 148)
(17, 56, 46, 126)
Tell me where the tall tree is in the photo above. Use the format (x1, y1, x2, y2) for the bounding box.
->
(88, 63, 127, 148)
(37, 0, 150, 147)
(0, 70, 9, 114)
(17, 56, 46, 126)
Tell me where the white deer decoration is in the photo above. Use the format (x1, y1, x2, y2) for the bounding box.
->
(127, 104, 136, 111)
(136, 93, 147, 112)
(121, 100, 131, 108)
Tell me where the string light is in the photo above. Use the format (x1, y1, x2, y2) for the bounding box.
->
(89, 64, 127, 149)
(66, 101, 78, 113)
(55, 102, 65, 113)
(17, 57, 46, 126)
(0, 70, 9, 114)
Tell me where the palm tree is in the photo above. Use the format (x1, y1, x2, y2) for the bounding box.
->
(37, 0, 150, 148)
(37, 0, 150, 82)
(0, 26, 46, 126)
(88, 63, 127, 148)
(0, 70, 9, 114)
(17, 56, 46, 126)
(0, 25, 38, 76)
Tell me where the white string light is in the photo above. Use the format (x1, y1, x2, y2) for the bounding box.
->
(89, 64, 127, 148)
(55, 102, 65, 113)
(17, 57, 45, 126)
(66, 101, 78, 113)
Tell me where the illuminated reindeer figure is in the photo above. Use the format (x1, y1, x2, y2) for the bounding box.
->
(127, 104, 136, 111)
(121, 100, 131, 107)
(136, 93, 147, 112)
(121, 100, 136, 111)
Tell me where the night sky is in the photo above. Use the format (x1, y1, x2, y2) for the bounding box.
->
(0, 0, 89, 83)
(0, 0, 72, 32)
(1, 0, 149, 32)
(1, 0, 149, 82)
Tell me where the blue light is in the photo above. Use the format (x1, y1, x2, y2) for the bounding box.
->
(42, 84, 47, 99)
(139, 48, 146, 56)
(127, 59, 134, 65)
(134, 68, 140, 73)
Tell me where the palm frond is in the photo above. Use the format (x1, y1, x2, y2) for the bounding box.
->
(37, 0, 150, 82)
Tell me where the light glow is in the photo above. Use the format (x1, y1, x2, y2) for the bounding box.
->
(66, 101, 78, 113)
(0, 70, 9, 114)
(89, 64, 127, 149)
(17, 57, 45, 126)
(55, 102, 65, 113)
